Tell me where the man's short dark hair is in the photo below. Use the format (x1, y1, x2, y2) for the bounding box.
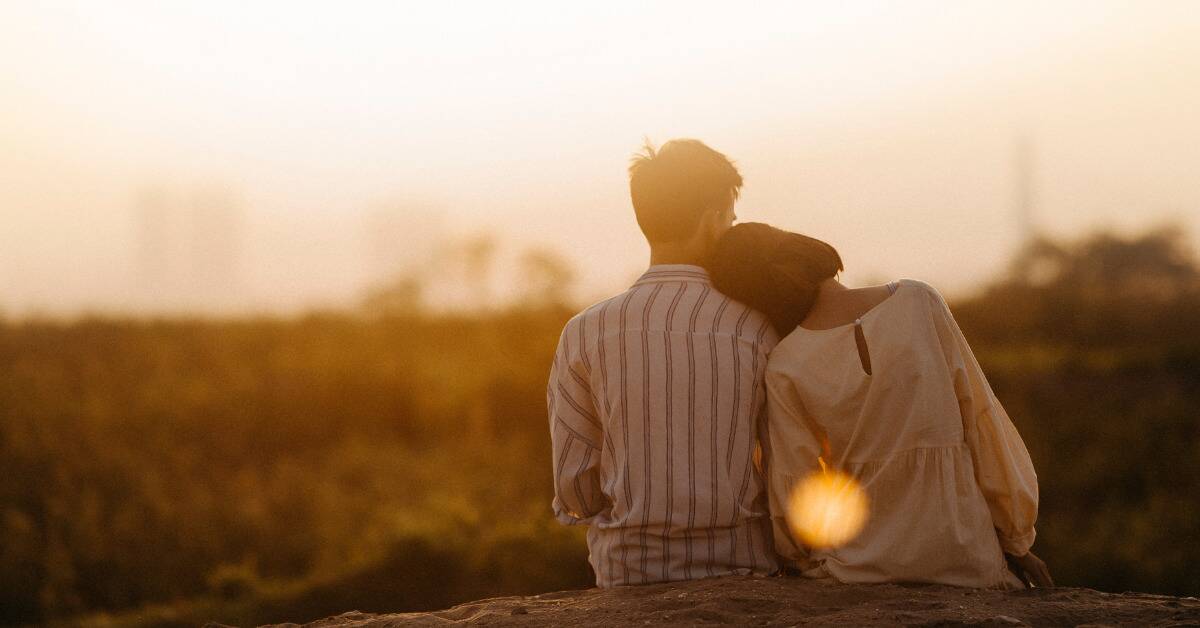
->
(628, 138, 743, 243)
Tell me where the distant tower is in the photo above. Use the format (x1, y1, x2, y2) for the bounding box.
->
(1013, 134, 1037, 244)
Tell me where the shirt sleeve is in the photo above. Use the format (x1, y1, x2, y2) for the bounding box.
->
(926, 285, 1039, 556)
(548, 319, 607, 526)
(763, 368, 824, 567)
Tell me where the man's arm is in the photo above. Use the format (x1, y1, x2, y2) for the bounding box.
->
(548, 321, 607, 526)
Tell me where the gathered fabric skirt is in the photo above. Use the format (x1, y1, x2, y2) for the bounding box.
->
(774, 443, 1026, 591)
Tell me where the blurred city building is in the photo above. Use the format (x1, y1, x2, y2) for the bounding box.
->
(133, 184, 245, 314)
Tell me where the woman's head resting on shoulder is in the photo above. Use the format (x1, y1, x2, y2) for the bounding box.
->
(705, 222, 843, 337)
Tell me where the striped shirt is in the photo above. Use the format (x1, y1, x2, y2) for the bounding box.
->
(548, 264, 782, 588)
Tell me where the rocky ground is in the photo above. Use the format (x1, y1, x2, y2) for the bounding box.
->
(247, 573, 1200, 627)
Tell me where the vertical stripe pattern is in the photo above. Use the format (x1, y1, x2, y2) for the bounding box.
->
(548, 264, 781, 588)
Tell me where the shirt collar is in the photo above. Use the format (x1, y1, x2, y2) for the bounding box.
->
(632, 264, 712, 287)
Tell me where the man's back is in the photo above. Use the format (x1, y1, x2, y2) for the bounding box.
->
(548, 264, 781, 587)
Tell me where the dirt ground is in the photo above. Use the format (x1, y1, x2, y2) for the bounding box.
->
(253, 573, 1200, 627)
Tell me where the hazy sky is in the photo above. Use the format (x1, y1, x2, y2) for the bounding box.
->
(2, 1, 1198, 316)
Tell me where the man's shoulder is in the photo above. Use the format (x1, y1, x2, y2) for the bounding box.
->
(559, 285, 776, 343)
(558, 290, 635, 338)
(709, 288, 777, 342)
(720, 291, 773, 325)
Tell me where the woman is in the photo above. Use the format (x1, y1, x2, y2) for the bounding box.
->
(705, 222, 1053, 590)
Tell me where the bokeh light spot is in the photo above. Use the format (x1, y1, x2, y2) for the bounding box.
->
(787, 466, 869, 549)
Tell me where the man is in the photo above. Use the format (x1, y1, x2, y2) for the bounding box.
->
(547, 138, 781, 587)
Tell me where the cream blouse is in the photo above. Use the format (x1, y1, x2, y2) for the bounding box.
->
(764, 278, 1037, 590)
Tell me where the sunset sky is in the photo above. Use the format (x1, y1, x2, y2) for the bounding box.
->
(2, 1, 1198, 316)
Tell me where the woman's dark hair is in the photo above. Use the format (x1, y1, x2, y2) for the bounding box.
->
(705, 222, 844, 337)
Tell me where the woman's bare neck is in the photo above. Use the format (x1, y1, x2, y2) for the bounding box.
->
(800, 277, 894, 330)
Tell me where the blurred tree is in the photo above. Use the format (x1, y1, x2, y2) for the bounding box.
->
(359, 274, 424, 317)
(959, 221, 1200, 347)
(517, 247, 576, 309)
(949, 220, 1200, 596)
(461, 233, 498, 309)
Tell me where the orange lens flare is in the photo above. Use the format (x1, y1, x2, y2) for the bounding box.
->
(786, 465, 869, 549)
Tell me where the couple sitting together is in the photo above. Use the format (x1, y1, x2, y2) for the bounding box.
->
(547, 138, 1053, 591)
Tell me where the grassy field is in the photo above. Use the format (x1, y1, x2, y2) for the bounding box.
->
(2, 227, 1197, 627)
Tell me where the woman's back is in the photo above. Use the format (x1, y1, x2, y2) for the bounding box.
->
(763, 278, 1037, 589)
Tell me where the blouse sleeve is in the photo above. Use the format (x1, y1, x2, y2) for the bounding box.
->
(926, 285, 1039, 556)
(764, 368, 825, 566)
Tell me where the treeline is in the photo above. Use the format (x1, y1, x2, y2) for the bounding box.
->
(954, 224, 1200, 597)
(0, 308, 592, 627)
(0, 225, 1196, 626)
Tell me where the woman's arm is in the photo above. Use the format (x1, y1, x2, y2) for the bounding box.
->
(924, 283, 1042, 559)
